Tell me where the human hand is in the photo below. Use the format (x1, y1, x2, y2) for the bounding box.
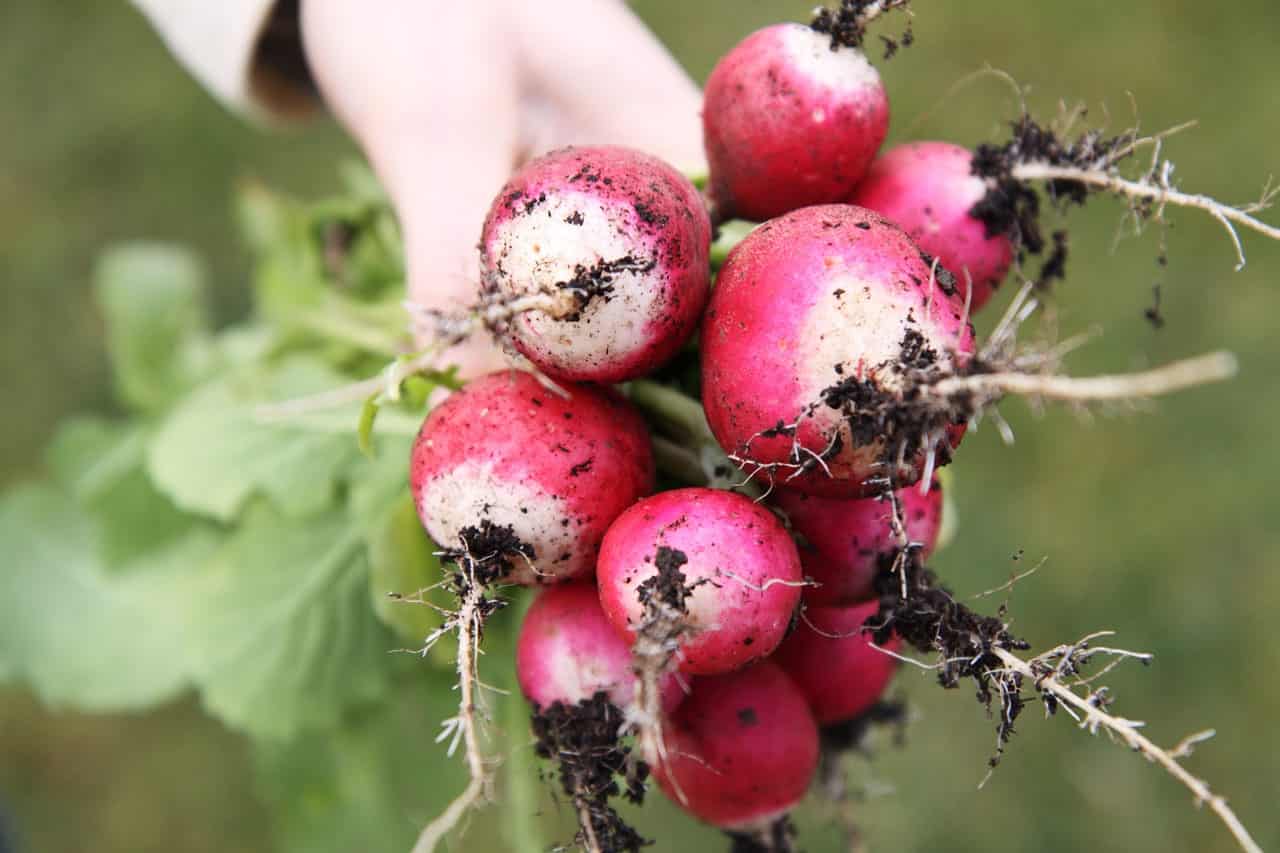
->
(300, 0, 705, 376)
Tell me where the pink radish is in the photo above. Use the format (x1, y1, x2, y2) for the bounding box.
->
(850, 141, 1014, 312)
(596, 488, 802, 676)
(773, 478, 943, 606)
(479, 145, 711, 383)
(410, 370, 654, 585)
(700, 204, 975, 498)
(650, 661, 819, 830)
(772, 600, 900, 725)
(516, 583, 683, 713)
(702, 23, 889, 221)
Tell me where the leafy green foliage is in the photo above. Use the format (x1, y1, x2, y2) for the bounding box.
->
(183, 502, 395, 739)
(253, 675, 468, 853)
(94, 243, 214, 413)
(146, 360, 365, 522)
(0, 175, 451, 747)
(0, 484, 207, 710)
(47, 417, 206, 570)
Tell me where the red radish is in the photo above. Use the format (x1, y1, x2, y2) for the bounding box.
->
(596, 488, 802, 676)
(650, 661, 818, 830)
(850, 141, 1014, 312)
(700, 204, 975, 498)
(772, 600, 900, 725)
(516, 583, 683, 713)
(479, 145, 711, 383)
(773, 478, 943, 606)
(410, 370, 654, 585)
(702, 23, 889, 221)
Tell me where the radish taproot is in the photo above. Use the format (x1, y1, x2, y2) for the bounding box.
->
(773, 478, 943, 606)
(700, 204, 975, 497)
(649, 661, 819, 830)
(850, 141, 1014, 312)
(702, 23, 889, 221)
(772, 600, 900, 725)
(516, 583, 683, 713)
(479, 145, 711, 383)
(410, 370, 654, 585)
(596, 488, 802, 676)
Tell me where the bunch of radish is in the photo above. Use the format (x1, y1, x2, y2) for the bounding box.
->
(404, 2, 1257, 850)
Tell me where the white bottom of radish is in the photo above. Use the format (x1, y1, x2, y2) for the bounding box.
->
(416, 460, 583, 584)
(488, 191, 660, 375)
(780, 24, 881, 94)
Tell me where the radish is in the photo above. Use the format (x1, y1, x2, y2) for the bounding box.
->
(700, 204, 975, 498)
(772, 600, 900, 725)
(516, 583, 682, 713)
(478, 145, 712, 383)
(596, 487, 802, 676)
(410, 370, 654, 585)
(773, 477, 943, 606)
(850, 141, 1014, 312)
(649, 661, 819, 830)
(702, 22, 889, 221)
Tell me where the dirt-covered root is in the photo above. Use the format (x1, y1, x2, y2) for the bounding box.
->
(971, 112, 1280, 277)
(870, 551, 1030, 762)
(410, 524, 532, 853)
(531, 694, 649, 853)
(624, 546, 699, 781)
(724, 817, 798, 853)
(810, 0, 913, 55)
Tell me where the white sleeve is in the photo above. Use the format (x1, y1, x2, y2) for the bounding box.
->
(131, 0, 318, 122)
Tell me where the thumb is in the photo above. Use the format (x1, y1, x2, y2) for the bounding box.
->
(302, 0, 519, 377)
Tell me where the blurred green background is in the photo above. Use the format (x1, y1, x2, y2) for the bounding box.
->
(2, 1, 1277, 851)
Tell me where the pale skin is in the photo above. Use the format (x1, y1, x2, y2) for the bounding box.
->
(300, 0, 705, 375)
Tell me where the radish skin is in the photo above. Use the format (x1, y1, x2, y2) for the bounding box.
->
(516, 583, 683, 713)
(596, 488, 802, 676)
(479, 146, 711, 383)
(773, 478, 943, 606)
(703, 23, 889, 221)
(772, 600, 901, 725)
(410, 370, 654, 585)
(650, 661, 819, 830)
(701, 204, 975, 497)
(851, 142, 1013, 312)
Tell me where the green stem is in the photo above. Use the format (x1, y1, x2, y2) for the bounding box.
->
(627, 380, 760, 497)
(710, 219, 759, 269)
(297, 308, 404, 357)
(652, 435, 711, 487)
(627, 380, 716, 446)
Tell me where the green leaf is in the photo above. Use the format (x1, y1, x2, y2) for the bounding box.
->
(0, 484, 209, 710)
(357, 395, 380, 459)
(94, 243, 213, 413)
(253, 674, 472, 853)
(183, 502, 395, 739)
(367, 492, 451, 650)
(147, 359, 366, 522)
(47, 417, 204, 570)
(253, 614, 547, 853)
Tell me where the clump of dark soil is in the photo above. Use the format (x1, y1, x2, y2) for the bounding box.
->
(531, 693, 650, 852)
(970, 114, 1132, 282)
(725, 816, 798, 853)
(871, 551, 1031, 762)
(810, 0, 913, 55)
